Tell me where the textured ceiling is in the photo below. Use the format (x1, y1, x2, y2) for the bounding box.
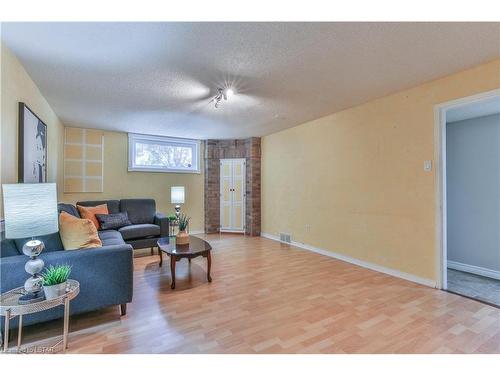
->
(2, 22, 500, 139)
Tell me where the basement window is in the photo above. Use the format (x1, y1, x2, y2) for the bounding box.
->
(128, 133, 200, 173)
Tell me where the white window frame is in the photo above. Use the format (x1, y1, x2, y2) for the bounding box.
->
(128, 133, 201, 174)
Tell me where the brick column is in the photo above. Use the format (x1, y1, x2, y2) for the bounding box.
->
(204, 138, 261, 235)
(245, 138, 261, 236)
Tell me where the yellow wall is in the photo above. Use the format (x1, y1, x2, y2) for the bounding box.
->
(0, 42, 64, 217)
(262, 59, 500, 282)
(60, 130, 205, 232)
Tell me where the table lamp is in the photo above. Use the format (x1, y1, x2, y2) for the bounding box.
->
(2, 183, 58, 304)
(171, 186, 185, 219)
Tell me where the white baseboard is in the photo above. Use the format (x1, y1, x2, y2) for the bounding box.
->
(261, 232, 436, 288)
(447, 260, 500, 280)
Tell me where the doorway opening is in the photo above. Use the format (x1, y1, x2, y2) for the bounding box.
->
(435, 89, 500, 307)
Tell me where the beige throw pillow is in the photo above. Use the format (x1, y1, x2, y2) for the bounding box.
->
(59, 211, 102, 250)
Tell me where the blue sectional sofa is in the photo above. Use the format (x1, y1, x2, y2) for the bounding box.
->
(0, 198, 169, 336)
(74, 199, 169, 250)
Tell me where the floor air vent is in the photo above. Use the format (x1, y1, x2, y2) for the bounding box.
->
(279, 233, 291, 243)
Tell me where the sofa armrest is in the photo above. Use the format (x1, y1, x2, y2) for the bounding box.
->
(154, 212, 169, 237)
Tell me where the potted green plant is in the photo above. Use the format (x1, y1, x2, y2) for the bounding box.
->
(176, 213, 191, 245)
(42, 264, 72, 299)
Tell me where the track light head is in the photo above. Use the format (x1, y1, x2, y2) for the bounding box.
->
(213, 87, 235, 108)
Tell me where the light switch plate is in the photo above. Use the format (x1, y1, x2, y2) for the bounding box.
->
(424, 160, 432, 172)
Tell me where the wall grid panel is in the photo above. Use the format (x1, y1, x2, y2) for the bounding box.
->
(64, 127, 104, 193)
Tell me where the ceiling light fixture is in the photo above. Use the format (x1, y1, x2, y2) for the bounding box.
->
(213, 87, 235, 108)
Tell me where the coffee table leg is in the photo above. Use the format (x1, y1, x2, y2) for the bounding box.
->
(159, 249, 163, 267)
(170, 255, 176, 289)
(207, 251, 212, 282)
(63, 296, 70, 352)
(4, 309, 10, 352)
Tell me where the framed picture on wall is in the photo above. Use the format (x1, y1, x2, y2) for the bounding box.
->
(18, 102, 48, 183)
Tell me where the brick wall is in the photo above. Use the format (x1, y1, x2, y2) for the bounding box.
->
(204, 138, 261, 236)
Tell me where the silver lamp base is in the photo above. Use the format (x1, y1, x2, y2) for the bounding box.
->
(19, 239, 45, 304)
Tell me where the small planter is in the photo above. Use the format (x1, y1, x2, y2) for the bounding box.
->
(43, 281, 67, 300)
(176, 230, 190, 245)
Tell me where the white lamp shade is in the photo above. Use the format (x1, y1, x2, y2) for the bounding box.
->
(171, 186, 185, 204)
(2, 183, 59, 239)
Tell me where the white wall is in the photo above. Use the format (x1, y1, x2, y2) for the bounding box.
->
(446, 113, 500, 274)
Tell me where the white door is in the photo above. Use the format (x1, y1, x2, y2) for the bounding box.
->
(220, 158, 246, 232)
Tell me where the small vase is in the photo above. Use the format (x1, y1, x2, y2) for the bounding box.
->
(176, 230, 190, 245)
(169, 221, 178, 237)
(43, 281, 67, 300)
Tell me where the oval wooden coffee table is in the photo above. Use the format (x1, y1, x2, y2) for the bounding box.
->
(157, 236, 212, 289)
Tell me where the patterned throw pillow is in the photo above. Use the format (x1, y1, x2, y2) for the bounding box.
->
(95, 212, 132, 230)
(76, 204, 108, 230)
(59, 211, 102, 250)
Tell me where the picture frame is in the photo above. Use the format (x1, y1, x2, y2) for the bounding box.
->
(18, 102, 48, 183)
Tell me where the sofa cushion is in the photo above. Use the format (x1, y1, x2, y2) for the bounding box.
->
(59, 212, 102, 250)
(0, 237, 21, 257)
(13, 232, 63, 253)
(96, 212, 132, 230)
(77, 200, 120, 214)
(98, 230, 126, 246)
(58, 203, 80, 218)
(120, 199, 156, 224)
(118, 224, 160, 240)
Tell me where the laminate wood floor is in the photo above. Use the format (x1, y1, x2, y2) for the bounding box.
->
(9, 234, 500, 354)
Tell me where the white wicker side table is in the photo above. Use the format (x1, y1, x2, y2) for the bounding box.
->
(0, 279, 80, 353)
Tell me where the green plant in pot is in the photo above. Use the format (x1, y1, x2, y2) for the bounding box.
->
(42, 264, 72, 300)
(176, 213, 191, 245)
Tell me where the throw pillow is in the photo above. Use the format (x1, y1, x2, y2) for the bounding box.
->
(59, 211, 102, 250)
(95, 212, 132, 230)
(77, 204, 108, 230)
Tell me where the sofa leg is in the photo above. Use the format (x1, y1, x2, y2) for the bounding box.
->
(119, 303, 127, 316)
